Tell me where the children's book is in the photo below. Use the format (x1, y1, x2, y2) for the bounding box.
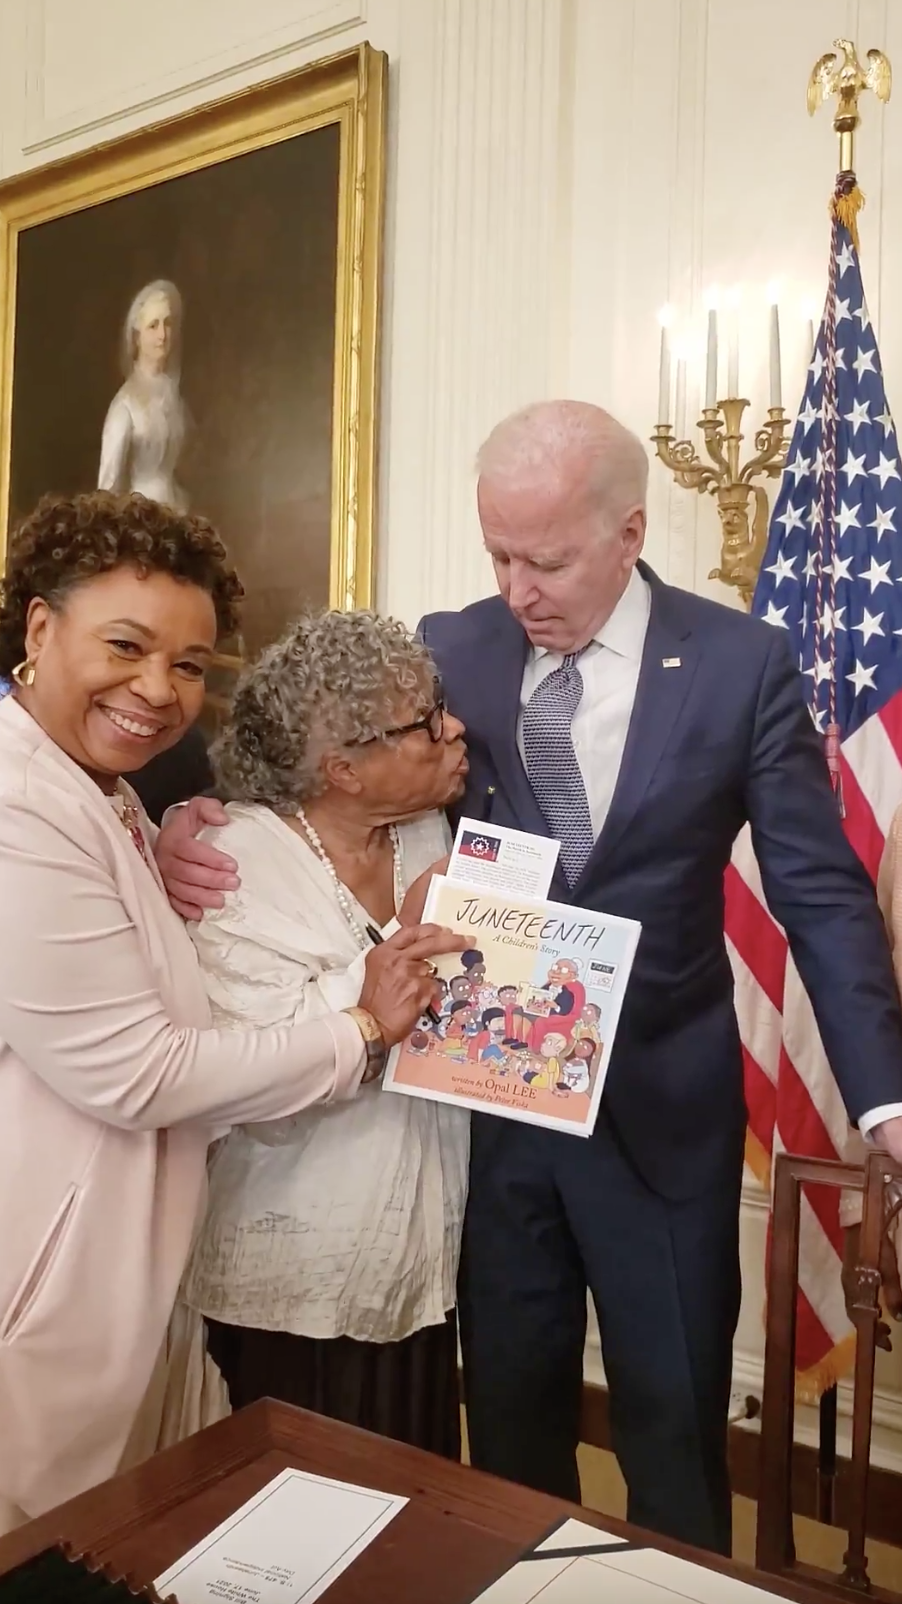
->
(383, 877, 640, 1137)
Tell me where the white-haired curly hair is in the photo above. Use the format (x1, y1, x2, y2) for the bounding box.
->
(213, 610, 437, 811)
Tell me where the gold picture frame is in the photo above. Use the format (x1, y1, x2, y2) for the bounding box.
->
(0, 44, 386, 656)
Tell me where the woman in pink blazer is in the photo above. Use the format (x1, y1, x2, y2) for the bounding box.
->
(0, 491, 458, 1530)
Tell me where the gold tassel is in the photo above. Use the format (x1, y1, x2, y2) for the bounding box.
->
(832, 184, 865, 252)
(794, 1333, 857, 1404)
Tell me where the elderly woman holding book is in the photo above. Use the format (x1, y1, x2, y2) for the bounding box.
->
(176, 611, 471, 1457)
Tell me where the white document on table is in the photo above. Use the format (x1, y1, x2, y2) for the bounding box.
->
(155, 1467, 406, 1603)
(473, 1518, 787, 1603)
(448, 817, 559, 901)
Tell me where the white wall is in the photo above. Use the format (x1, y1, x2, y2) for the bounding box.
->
(2, 0, 901, 1460)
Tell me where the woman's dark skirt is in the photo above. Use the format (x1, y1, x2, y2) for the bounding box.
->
(205, 1309, 461, 1460)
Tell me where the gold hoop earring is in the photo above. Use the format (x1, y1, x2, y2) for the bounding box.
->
(11, 660, 35, 688)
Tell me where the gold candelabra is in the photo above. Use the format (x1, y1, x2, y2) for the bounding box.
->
(652, 401, 789, 608)
(652, 38, 891, 610)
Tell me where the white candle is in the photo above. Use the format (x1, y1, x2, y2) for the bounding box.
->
(769, 302, 782, 410)
(801, 296, 818, 368)
(724, 286, 741, 397)
(674, 358, 687, 439)
(727, 321, 739, 397)
(705, 308, 718, 409)
(657, 314, 672, 425)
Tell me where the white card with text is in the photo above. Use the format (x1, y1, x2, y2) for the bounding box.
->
(448, 817, 559, 901)
(155, 1467, 406, 1603)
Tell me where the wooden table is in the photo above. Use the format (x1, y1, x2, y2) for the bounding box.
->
(0, 1401, 856, 1602)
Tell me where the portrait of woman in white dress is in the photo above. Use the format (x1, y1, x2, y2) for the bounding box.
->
(9, 115, 354, 653)
(98, 279, 189, 512)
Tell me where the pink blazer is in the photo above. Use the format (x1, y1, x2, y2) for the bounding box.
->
(0, 698, 364, 1518)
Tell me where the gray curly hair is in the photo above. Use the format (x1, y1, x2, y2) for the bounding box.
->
(212, 610, 437, 811)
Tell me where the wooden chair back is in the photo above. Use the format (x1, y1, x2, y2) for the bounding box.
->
(757, 1149, 902, 1598)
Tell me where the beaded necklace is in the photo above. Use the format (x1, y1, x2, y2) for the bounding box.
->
(295, 806, 404, 948)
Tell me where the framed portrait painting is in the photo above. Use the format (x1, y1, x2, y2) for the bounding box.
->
(0, 44, 386, 707)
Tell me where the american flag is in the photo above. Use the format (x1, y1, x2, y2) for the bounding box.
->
(725, 198, 902, 1394)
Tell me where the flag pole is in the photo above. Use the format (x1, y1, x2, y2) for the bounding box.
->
(807, 39, 892, 246)
(804, 31, 894, 1492)
(805, 41, 892, 803)
(737, 33, 902, 1451)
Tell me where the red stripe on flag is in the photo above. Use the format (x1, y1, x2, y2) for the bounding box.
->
(742, 1044, 776, 1156)
(839, 753, 884, 883)
(775, 1050, 837, 1163)
(794, 1281, 837, 1375)
(729, 696, 900, 1394)
(799, 1176, 842, 1276)
(775, 1045, 842, 1245)
(878, 688, 902, 769)
(724, 862, 787, 1014)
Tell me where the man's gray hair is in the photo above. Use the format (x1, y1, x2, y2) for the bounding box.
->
(213, 610, 436, 811)
(476, 400, 648, 526)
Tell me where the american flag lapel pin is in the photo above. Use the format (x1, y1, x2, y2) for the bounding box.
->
(662, 657, 682, 668)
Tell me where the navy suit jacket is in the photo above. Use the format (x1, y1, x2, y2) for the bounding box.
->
(420, 563, 902, 1197)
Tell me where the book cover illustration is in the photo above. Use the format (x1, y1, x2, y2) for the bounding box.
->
(383, 877, 640, 1137)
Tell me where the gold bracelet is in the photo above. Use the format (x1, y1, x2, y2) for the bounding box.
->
(343, 1006, 387, 1082)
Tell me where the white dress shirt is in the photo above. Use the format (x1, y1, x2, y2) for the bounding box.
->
(180, 804, 469, 1344)
(515, 564, 895, 1139)
(517, 565, 651, 839)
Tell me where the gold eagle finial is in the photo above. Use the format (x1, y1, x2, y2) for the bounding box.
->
(807, 39, 892, 168)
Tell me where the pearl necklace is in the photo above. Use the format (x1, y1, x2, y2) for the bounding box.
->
(295, 806, 404, 949)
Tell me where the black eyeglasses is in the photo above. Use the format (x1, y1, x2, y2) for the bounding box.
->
(353, 679, 446, 746)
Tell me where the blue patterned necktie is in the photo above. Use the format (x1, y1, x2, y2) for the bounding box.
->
(522, 651, 595, 888)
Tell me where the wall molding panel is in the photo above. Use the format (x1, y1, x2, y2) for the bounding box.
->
(19, 0, 368, 159)
(379, 0, 571, 621)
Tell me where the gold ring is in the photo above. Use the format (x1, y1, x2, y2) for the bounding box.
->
(423, 961, 438, 978)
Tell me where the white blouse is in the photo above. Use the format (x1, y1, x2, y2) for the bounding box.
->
(180, 804, 469, 1343)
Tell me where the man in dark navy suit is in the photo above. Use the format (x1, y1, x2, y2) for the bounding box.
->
(417, 401, 902, 1554)
(153, 400, 902, 1555)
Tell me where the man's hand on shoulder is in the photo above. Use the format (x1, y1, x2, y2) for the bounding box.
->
(154, 795, 239, 921)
